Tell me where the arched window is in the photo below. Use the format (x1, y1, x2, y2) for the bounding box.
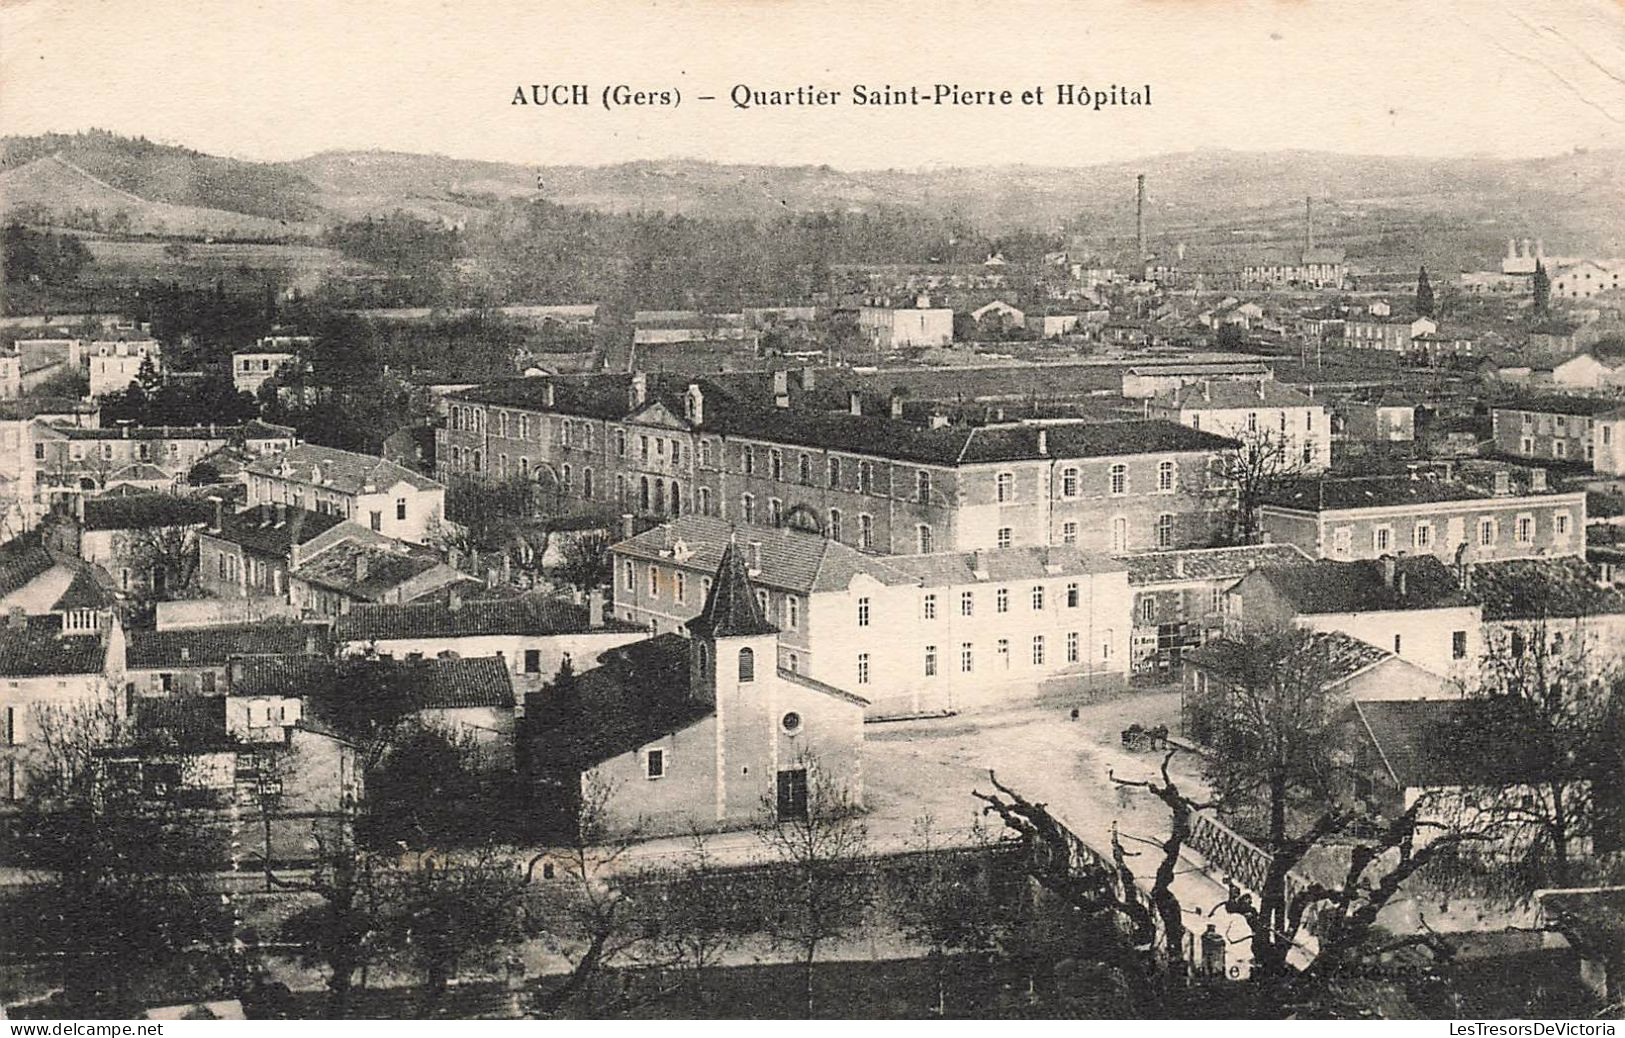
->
(697, 641, 710, 673)
(640, 476, 651, 511)
(738, 647, 755, 683)
(669, 480, 680, 516)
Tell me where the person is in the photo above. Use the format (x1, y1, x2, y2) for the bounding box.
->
(1069, 707, 1080, 721)
(1200, 923, 1226, 978)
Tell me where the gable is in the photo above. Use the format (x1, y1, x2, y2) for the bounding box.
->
(625, 400, 691, 430)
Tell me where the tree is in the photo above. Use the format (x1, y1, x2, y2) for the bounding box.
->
(1533, 260, 1551, 315)
(1208, 428, 1302, 545)
(358, 721, 493, 850)
(122, 522, 199, 602)
(755, 762, 874, 1016)
(556, 529, 612, 593)
(278, 840, 389, 1019)
(1416, 266, 1435, 318)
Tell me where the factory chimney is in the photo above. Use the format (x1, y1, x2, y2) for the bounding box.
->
(1304, 196, 1315, 252)
(1135, 174, 1147, 261)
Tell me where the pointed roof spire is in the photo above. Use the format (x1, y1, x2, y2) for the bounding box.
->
(689, 538, 778, 639)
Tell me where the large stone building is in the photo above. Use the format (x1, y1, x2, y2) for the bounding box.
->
(438, 374, 1239, 557)
(243, 443, 445, 545)
(1490, 395, 1618, 467)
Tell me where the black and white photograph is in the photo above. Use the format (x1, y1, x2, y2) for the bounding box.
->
(0, 0, 1622, 1024)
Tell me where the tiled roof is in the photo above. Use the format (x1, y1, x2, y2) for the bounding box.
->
(289, 540, 453, 600)
(886, 545, 1123, 586)
(1492, 394, 1622, 418)
(127, 695, 235, 752)
(51, 566, 111, 612)
(614, 515, 914, 595)
(0, 621, 107, 677)
(334, 594, 635, 642)
(81, 494, 213, 532)
(244, 443, 441, 493)
(0, 546, 55, 600)
(1243, 556, 1475, 614)
(1123, 544, 1311, 585)
(1185, 630, 1392, 687)
(526, 634, 713, 770)
(1259, 475, 1562, 512)
(1352, 697, 1562, 788)
(689, 541, 778, 638)
(54, 425, 236, 441)
(126, 621, 326, 669)
(230, 654, 515, 710)
(1468, 557, 1625, 620)
(1156, 380, 1317, 410)
(0, 397, 98, 420)
(207, 505, 346, 556)
(1125, 362, 1272, 376)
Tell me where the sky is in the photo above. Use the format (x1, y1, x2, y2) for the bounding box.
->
(2, 0, 1623, 170)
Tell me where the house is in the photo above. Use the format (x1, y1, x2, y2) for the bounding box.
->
(1551, 260, 1624, 301)
(1466, 556, 1625, 680)
(1343, 315, 1437, 353)
(631, 311, 757, 346)
(244, 444, 446, 545)
(525, 543, 867, 837)
(1490, 395, 1619, 466)
(1226, 555, 1482, 679)
(611, 514, 1133, 718)
(1257, 471, 1586, 563)
(1148, 379, 1330, 471)
(1180, 630, 1450, 747)
(124, 620, 329, 697)
(1025, 309, 1085, 339)
(969, 300, 1025, 334)
(1335, 391, 1417, 443)
(287, 537, 475, 617)
(196, 502, 350, 602)
(1413, 330, 1478, 362)
(72, 493, 214, 598)
(332, 593, 645, 699)
(1121, 361, 1273, 400)
(1551, 352, 1625, 393)
(1528, 322, 1581, 362)
(1240, 248, 1346, 289)
(857, 305, 954, 350)
(1122, 543, 1312, 677)
(231, 351, 301, 396)
(87, 339, 162, 397)
(1590, 406, 1625, 476)
(439, 374, 1240, 556)
(0, 350, 19, 400)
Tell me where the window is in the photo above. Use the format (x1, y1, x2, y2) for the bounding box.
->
(828, 509, 843, 541)
(1515, 514, 1534, 544)
(756, 589, 769, 616)
(917, 470, 931, 501)
(857, 653, 870, 685)
(859, 514, 874, 550)
(645, 748, 665, 780)
(650, 566, 661, 596)
(1154, 513, 1175, 549)
(1333, 527, 1353, 557)
(1140, 597, 1156, 623)
(1373, 525, 1393, 553)
(785, 596, 799, 629)
(1111, 517, 1127, 553)
(737, 647, 755, 683)
(1413, 522, 1433, 550)
(743, 446, 755, 475)
(961, 591, 974, 616)
(623, 560, 634, 591)
(770, 449, 784, 481)
(781, 712, 802, 734)
(1452, 630, 1467, 660)
(1066, 582, 1079, 608)
(1554, 440, 1567, 459)
(1061, 467, 1079, 498)
(369, 511, 381, 532)
(997, 527, 1012, 549)
(769, 498, 783, 527)
(960, 642, 974, 672)
(1062, 521, 1078, 545)
(1031, 585, 1045, 610)
(828, 456, 842, 488)
(996, 471, 1014, 503)
(996, 588, 1010, 613)
(857, 597, 871, 627)
(698, 486, 712, 515)
(859, 461, 874, 493)
(1032, 636, 1046, 666)
(1479, 518, 1497, 546)
(917, 524, 933, 553)
(1393, 634, 1402, 654)
(923, 594, 937, 619)
(1109, 464, 1127, 495)
(741, 494, 755, 523)
(1555, 511, 1571, 538)
(924, 646, 938, 677)
(798, 454, 812, 484)
(524, 649, 541, 673)
(699, 440, 713, 467)
(776, 769, 809, 821)
(1247, 411, 1259, 433)
(675, 572, 687, 605)
(996, 638, 1010, 666)
(1157, 460, 1175, 492)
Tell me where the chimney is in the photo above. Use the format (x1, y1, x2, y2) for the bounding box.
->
(543, 381, 556, 407)
(849, 391, 863, 417)
(287, 510, 306, 568)
(354, 553, 369, 583)
(929, 414, 950, 429)
(1381, 555, 1397, 589)
(629, 372, 648, 409)
(448, 587, 463, 611)
(1493, 470, 1511, 496)
(587, 587, 605, 628)
(799, 367, 816, 392)
(1037, 428, 1048, 456)
(274, 502, 287, 527)
(1136, 173, 1147, 261)
(207, 495, 223, 534)
(686, 382, 706, 423)
(620, 513, 635, 541)
(889, 391, 905, 419)
(1304, 196, 1314, 252)
(772, 370, 790, 408)
(1529, 467, 1547, 492)
(1176, 241, 1186, 262)
(1174, 556, 1186, 578)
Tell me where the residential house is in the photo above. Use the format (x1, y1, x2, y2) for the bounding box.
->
(524, 542, 867, 836)
(1336, 392, 1416, 444)
(332, 593, 645, 699)
(969, 300, 1025, 334)
(124, 620, 330, 697)
(1413, 331, 1478, 362)
(87, 339, 162, 397)
(1226, 555, 1482, 679)
(1490, 395, 1619, 466)
(1466, 556, 1625, 681)
(196, 502, 349, 602)
(1149, 379, 1330, 471)
(0, 350, 19, 400)
(857, 305, 954, 350)
(1551, 261, 1624, 301)
(287, 538, 474, 618)
(1591, 406, 1625, 476)
(1343, 315, 1437, 353)
(231, 351, 301, 396)
(1121, 361, 1273, 400)
(244, 443, 446, 545)
(1528, 323, 1580, 362)
(1240, 247, 1346, 289)
(1258, 471, 1586, 564)
(1551, 352, 1625, 394)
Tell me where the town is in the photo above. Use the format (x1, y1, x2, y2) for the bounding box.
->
(0, 131, 1622, 1022)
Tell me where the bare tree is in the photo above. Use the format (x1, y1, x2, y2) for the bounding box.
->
(755, 761, 874, 1017)
(278, 839, 390, 1018)
(1208, 428, 1301, 545)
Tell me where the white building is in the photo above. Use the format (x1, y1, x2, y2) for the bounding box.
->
(232, 351, 300, 395)
(87, 340, 162, 397)
(1149, 379, 1330, 472)
(243, 444, 445, 545)
(858, 305, 954, 350)
(1551, 260, 1624, 301)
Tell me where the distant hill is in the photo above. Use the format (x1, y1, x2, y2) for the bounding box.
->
(2, 131, 1621, 267)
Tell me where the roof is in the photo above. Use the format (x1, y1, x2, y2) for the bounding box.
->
(81, 494, 212, 532)
(290, 540, 452, 600)
(1241, 556, 1475, 614)
(0, 550, 111, 614)
(126, 695, 236, 753)
(1156, 380, 1317, 410)
(1352, 697, 1562, 788)
(1491, 394, 1622, 418)
(126, 621, 326, 669)
(334, 594, 637, 642)
(206, 504, 345, 556)
(0, 546, 56, 601)
(614, 515, 914, 595)
(1468, 557, 1625, 620)
(243, 443, 441, 493)
(688, 541, 779, 638)
(230, 654, 515, 710)
(1259, 474, 1563, 512)
(0, 397, 98, 420)
(0, 620, 107, 677)
(886, 545, 1124, 585)
(1123, 544, 1311, 585)
(528, 634, 714, 770)
(1125, 361, 1272, 376)
(1185, 629, 1392, 687)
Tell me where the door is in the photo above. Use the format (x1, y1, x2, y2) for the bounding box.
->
(776, 768, 808, 822)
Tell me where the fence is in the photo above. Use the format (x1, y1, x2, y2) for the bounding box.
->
(1187, 810, 1317, 922)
